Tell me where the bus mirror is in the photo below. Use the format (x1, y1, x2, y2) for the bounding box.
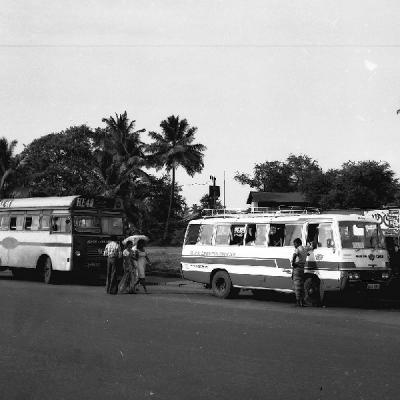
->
(327, 239, 335, 249)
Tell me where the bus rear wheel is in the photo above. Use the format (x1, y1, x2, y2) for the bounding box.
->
(304, 277, 323, 306)
(211, 271, 236, 299)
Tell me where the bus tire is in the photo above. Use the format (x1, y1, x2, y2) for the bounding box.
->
(211, 270, 235, 299)
(304, 277, 322, 307)
(38, 256, 57, 284)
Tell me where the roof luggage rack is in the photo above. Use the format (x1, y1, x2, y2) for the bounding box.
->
(201, 206, 320, 218)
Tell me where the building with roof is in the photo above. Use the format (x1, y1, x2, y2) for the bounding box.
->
(246, 191, 308, 209)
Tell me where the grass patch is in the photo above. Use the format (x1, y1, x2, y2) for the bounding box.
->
(146, 246, 182, 277)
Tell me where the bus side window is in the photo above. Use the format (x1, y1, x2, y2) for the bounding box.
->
(245, 224, 256, 246)
(11, 215, 24, 231)
(230, 225, 245, 245)
(25, 216, 32, 230)
(184, 224, 201, 245)
(40, 215, 50, 230)
(307, 224, 319, 247)
(10, 216, 17, 230)
(269, 224, 284, 247)
(283, 224, 303, 246)
(215, 225, 231, 245)
(31, 215, 40, 231)
(16, 216, 24, 231)
(25, 215, 40, 230)
(318, 223, 334, 248)
(255, 224, 268, 246)
(51, 217, 71, 233)
(198, 224, 214, 245)
(51, 217, 59, 232)
(0, 214, 10, 230)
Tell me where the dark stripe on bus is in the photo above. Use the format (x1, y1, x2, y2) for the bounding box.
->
(182, 256, 355, 270)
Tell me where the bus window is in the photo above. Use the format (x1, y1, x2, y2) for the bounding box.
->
(10, 215, 24, 231)
(284, 224, 303, 246)
(51, 216, 72, 233)
(184, 224, 201, 245)
(40, 215, 50, 230)
(317, 223, 334, 248)
(339, 221, 384, 249)
(255, 224, 268, 246)
(215, 225, 231, 245)
(245, 224, 256, 246)
(101, 217, 123, 235)
(269, 224, 284, 247)
(307, 224, 318, 244)
(74, 216, 100, 233)
(0, 214, 10, 230)
(198, 224, 214, 245)
(25, 215, 40, 231)
(230, 225, 245, 245)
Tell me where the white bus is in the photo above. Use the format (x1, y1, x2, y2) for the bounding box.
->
(0, 196, 126, 283)
(181, 209, 391, 304)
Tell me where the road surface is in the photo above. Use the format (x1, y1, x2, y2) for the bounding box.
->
(1, 273, 400, 400)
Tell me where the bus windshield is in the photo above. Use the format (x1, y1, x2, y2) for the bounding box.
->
(101, 217, 124, 235)
(339, 221, 385, 249)
(73, 216, 101, 233)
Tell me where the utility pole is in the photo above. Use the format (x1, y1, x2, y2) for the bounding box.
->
(223, 171, 226, 209)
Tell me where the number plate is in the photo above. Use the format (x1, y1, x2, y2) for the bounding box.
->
(367, 283, 380, 290)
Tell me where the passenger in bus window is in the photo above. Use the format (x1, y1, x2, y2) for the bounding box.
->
(52, 217, 59, 232)
(269, 225, 284, 246)
(230, 226, 244, 245)
(245, 225, 256, 246)
(65, 218, 71, 233)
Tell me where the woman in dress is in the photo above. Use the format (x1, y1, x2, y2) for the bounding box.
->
(133, 239, 151, 293)
(118, 240, 136, 294)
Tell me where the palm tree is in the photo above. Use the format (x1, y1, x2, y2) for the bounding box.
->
(148, 115, 206, 241)
(0, 137, 18, 197)
(96, 111, 149, 197)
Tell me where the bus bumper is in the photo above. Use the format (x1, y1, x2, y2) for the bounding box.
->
(340, 270, 392, 293)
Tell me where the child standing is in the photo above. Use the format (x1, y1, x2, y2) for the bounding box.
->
(133, 239, 151, 293)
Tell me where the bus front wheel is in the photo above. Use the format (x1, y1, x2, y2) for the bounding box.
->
(211, 271, 236, 299)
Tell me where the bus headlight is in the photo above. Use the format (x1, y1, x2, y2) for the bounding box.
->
(348, 272, 360, 280)
(382, 272, 390, 279)
(75, 250, 81, 257)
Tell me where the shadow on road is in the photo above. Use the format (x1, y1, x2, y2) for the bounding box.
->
(244, 288, 400, 310)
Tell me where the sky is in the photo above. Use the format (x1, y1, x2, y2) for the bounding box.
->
(1, 0, 400, 208)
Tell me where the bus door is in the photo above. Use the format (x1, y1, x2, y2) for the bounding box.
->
(305, 222, 336, 274)
(277, 223, 304, 289)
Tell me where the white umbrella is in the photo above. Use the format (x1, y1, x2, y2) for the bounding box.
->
(122, 234, 149, 246)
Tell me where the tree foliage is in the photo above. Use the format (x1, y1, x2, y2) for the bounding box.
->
(15, 125, 101, 197)
(0, 137, 18, 197)
(235, 154, 400, 209)
(95, 111, 149, 197)
(147, 115, 206, 241)
(5, 112, 194, 244)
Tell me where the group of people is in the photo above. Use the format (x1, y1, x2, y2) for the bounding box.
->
(103, 236, 151, 295)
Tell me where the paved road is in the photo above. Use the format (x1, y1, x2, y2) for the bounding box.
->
(1, 273, 400, 400)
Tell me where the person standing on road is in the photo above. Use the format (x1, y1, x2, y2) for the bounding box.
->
(103, 236, 122, 295)
(291, 238, 313, 307)
(118, 240, 136, 294)
(133, 239, 151, 294)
